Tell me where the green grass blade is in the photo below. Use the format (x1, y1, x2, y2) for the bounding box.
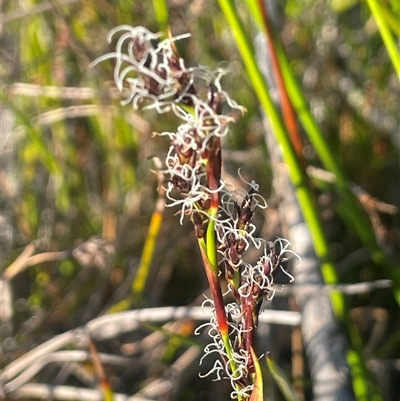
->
(246, 0, 400, 304)
(152, 0, 169, 33)
(219, 2, 386, 400)
(216, 0, 342, 305)
(365, 0, 400, 79)
(266, 354, 301, 401)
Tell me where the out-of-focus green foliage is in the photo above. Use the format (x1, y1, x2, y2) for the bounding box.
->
(1, 1, 399, 400)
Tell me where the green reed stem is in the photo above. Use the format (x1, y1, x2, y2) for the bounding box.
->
(266, 6, 400, 304)
(218, 1, 385, 399)
(365, 0, 400, 79)
(152, 0, 169, 34)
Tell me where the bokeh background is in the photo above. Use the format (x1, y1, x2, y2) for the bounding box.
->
(1, 1, 399, 400)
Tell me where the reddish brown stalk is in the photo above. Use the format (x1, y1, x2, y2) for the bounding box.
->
(201, 136, 226, 330)
(243, 303, 256, 372)
(88, 337, 114, 399)
(199, 245, 229, 335)
(257, 0, 304, 161)
(204, 136, 222, 204)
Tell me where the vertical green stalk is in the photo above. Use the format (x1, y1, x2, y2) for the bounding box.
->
(205, 206, 219, 275)
(217, 0, 342, 297)
(365, 0, 400, 78)
(257, 2, 400, 303)
(217, 1, 385, 399)
(132, 197, 165, 295)
(266, 354, 301, 401)
(152, 0, 169, 33)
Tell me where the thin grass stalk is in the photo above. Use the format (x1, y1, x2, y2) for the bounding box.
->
(250, 1, 400, 304)
(216, 0, 343, 308)
(379, 4, 400, 34)
(132, 189, 165, 296)
(266, 7, 391, 401)
(272, 20, 400, 302)
(252, 2, 386, 399)
(106, 172, 165, 312)
(365, 0, 400, 79)
(1, 96, 62, 175)
(88, 338, 115, 401)
(256, 23, 379, 401)
(219, 1, 385, 399)
(254, 0, 304, 160)
(151, 0, 169, 34)
(266, 354, 301, 401)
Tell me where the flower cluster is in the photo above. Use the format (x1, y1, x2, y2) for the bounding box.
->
(94, 26, 245, 230)
(96, 26, 296, 400)
(201, 186, 295, 398)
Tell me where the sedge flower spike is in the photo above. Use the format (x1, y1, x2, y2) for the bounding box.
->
(95, 26, 298, 400)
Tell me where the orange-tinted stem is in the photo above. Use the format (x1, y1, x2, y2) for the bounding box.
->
(257, 0, 304, 161)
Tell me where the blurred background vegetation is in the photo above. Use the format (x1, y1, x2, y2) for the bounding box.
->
(1, 0, 399, 400)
